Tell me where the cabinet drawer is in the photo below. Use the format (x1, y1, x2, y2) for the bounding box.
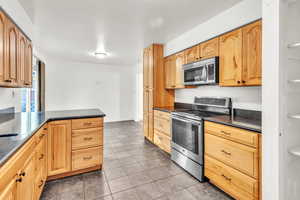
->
(35, 135, 47, 174)
(35, 124, 48, 144)
(72, 147, 102, 171)
(205, 133, 258, 178)
(154, 110, 170, 120)
(154, 130, 171, 153)
(72, 118, 103, 130)
(205, 121, 259, 148)
(34, 166, 46, 200)
(205, 156, 258, 200)
(72, 128, 103, 150)
(154, 117, 171, 136)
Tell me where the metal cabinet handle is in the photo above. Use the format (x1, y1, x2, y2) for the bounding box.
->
(237, 80, 241, 84)
(221, 131, 231, 136)
(39, 133, 46, 139)
(5, 79, 12, 83)
(83, 137, 93, 141)
(221, 174, 231, 182)
(242, 80, 246, 84)
(19, 172, 26, 177)
(39, 154, 44, 160)
(38, 180, 44, 188)
(83, 156, 92, 160)
(16, 177, 22, 182)
(221, 150, 231, 156)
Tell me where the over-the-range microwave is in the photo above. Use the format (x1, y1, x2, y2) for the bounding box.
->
(183, 56, 219, 86)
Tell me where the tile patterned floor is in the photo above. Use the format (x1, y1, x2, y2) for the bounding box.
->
(41, 121, 233, 200)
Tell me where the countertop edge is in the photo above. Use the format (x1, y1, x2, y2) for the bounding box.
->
(204, 118, 262, 133)
(0, 113, 106, 168)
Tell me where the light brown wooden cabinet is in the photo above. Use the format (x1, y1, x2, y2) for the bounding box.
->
(242, 20, 262, 86)
(219, 28, 243, 86)
(143, 44, 174, 142)
(153, 110, 171, 153)
(0, 10, 33, 88)
(219, 20, 262, 86)
(47, 120, 72, 176)
(200, 37, 219, 59)
(185, 45, 200, 64)
(0, 177, 17, 200)
(17, 154, 36, 200)
(0, 11, 6, 85)
(164, 56, 176, 89)
(204, 121, 261, 200)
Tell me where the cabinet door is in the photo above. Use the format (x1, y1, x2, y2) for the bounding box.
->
(143, 113, 149, 138)
(143, 48, 149, 89)
(175, 52, 185, 88)
(17, 154, 35, 200)
(148, 89, 153, 112)
(219, 29, 243, 86)
(148, 46, 154, 89)
(18, 33, 26, 86)
(242, 20, 262, 86)
(164, 57, 172, 89)
(200, 37, 219, 59)
(6, 21, 18, 84)
(185, 45, 199, 64)
(0, 176, 17, 200)
(48, 120, 71, 176)
(24, 41, 32, 87)
(148, 112, 154, 141)
(0, 11, 6, 84)
(143, 89, 148, 113)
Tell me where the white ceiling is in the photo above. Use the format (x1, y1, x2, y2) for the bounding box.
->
(18, 0, 241, 65)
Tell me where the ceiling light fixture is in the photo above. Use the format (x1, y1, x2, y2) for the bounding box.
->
(94, 52, 108, 58)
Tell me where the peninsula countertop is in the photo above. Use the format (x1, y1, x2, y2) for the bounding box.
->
(0, 109, 105, 167)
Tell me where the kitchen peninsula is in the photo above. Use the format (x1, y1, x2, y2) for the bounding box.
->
(0, 109, 105, 200)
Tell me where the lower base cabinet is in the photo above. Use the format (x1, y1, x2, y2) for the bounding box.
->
(0, 117, 104, 200)
(204, 121, 261, 200)
(153, 110, 171, 153)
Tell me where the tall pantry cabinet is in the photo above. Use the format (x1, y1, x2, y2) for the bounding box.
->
(143, 44, 174, 142)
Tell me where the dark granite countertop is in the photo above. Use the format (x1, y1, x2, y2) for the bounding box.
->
(204, 115, 261, 133)
(0, 109, 105, 167)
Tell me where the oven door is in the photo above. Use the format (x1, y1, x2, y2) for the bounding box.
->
(184, 65, 207, 85)
(171, 116, 203, 164)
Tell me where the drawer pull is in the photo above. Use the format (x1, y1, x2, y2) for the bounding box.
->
(39, 154, 44, 160)
(38, 180, 44, 188)
(83, 156, 92, 160)
(221, 150, 231, 156)
(39, 133, 45, 139)
(221, 174, 232, 182)
(16, 177, 22, 183)
(221, 131, 231, 136)
(83, 122, 92, 126)
(19, 172, 26, 177)
(83, 137, 93, 141)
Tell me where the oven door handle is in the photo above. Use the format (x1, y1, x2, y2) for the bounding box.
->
(172, 116, 202, 125)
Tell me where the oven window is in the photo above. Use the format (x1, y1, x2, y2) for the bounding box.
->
(172, 118, 199, 154)
(207, 64, 215, 81)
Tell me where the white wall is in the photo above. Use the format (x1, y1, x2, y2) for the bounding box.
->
(45, 58, 136, 122)
(0, 0, 34, 111)
(164, 0, 262, 111)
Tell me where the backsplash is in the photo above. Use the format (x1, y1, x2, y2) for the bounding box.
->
(175, 86, 262, 111)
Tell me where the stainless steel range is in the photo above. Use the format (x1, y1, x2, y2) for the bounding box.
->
(171, 97, 231, 182)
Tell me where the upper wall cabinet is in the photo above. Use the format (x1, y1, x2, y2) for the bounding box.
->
(219, 28, 243, 86)
(0, 12, 6, 84)
(185, 45, 200, 64)
(200, 37, 219, 59)
(0, 10, 33, 88)
(219, 20, 262, 86)
(164, 55, 176, 89)
(242, 20, 262, 86)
